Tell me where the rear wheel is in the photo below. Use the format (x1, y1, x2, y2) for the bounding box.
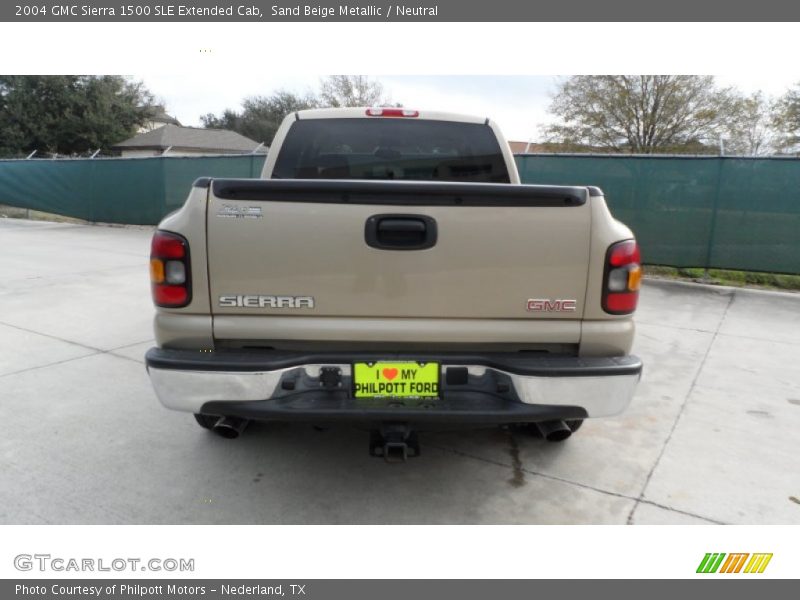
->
(193, 413, 219, 430)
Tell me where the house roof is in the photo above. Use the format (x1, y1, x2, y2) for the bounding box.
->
(508, 141, 615, 154)
(113, 124, 265, 153)
(150, 105, 181, 126)
(508, 141, 551, 154)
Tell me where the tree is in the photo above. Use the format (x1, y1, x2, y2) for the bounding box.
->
(544, 76, 740, 154)
(318, 75, 392, 108)
(772, 82, 800, 153)
(201, 76, 398, 146)
(200, 90, 318, 145)
(721, 92, 776, 156)
(0, 76, 154, 157)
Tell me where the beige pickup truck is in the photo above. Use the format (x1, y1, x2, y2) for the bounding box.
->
(145, 107, 642, 460)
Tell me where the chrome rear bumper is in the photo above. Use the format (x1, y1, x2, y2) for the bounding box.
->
(145, 348, 641, 422)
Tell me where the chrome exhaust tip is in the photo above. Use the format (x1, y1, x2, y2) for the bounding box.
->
(533, 420, 572, 442)
(212, 416, 250, 439)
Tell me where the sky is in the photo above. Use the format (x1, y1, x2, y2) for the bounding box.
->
(136, 74, 799, 143)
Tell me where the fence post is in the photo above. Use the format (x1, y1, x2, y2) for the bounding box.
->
(703, 157, 725, 279)
(88, 159, 96, 223)
(158, 156, 167, 224)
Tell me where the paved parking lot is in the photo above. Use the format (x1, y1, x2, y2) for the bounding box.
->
(1, 218, 799, 524)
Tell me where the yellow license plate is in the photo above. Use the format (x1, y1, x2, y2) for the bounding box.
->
(353, 362, 440, 399)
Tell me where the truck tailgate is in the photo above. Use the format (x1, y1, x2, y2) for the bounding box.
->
(205, 179, 591, 322)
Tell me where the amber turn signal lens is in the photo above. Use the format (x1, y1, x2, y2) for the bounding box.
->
(627, 265, 642, 291)
(149, 258, 165, 284)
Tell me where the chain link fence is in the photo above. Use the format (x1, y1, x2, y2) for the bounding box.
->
(0, 154, 265, 225)
(517, 154, 800, 274)
(1, 153, 798, 274)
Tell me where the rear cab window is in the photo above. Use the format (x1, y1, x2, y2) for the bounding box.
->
(272, 118, 511, 183)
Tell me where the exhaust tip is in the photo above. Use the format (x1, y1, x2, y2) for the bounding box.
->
(532, 420, 572, 443)
(545, 428, 572, 442)
(213, 416, 249, 439)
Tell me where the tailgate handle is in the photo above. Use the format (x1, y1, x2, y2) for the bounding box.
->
(365, 214, 437, 250)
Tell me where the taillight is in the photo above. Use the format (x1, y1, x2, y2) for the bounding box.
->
(602, 240, 641, 315)
(365, 108, 419, 118)
(150, 230, 191, 308)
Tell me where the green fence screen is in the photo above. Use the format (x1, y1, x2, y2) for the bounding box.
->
(517, 154, 800, 274)
(0, 154, 266, 225)
(1, 153, 798, 274)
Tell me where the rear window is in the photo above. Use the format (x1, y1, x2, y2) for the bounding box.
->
(272, 118, 511, 183)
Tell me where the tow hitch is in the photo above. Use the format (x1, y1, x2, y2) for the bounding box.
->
(369, 423, 420, 462)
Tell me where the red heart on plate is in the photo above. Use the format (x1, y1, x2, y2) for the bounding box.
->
(382, 368, 399, 380)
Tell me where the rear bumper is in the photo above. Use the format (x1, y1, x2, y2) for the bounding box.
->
(145, 348, 642, 424)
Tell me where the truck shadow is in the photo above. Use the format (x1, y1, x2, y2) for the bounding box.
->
(175, 420, 580, 524)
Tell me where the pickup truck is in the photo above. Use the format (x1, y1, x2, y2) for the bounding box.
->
(145, 107, 642, 460)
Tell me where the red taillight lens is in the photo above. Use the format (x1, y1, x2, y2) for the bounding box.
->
(151, 233, 186, 259)
(153, 285, 188, 306)
(602, 240, 641, 315)
(365, 108, 419, 118)
(150, 230, 191, 308)
(605, 292, 639, 313)
(609, 239, 641, 266)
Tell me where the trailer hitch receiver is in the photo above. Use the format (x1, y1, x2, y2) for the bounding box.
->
(369, 424, 420, 462)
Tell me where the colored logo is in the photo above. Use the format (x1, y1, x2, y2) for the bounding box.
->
(697, 553, 772, 574)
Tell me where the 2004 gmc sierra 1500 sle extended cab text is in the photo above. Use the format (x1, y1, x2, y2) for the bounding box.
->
(144, 107, 643, 460)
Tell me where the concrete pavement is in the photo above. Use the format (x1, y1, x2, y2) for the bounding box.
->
(1, 218, 798, 524)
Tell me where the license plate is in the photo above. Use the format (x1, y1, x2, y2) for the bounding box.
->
(352, 361, 440, 399)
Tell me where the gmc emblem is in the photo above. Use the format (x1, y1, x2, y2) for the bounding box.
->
(527, 298, 577, 312)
